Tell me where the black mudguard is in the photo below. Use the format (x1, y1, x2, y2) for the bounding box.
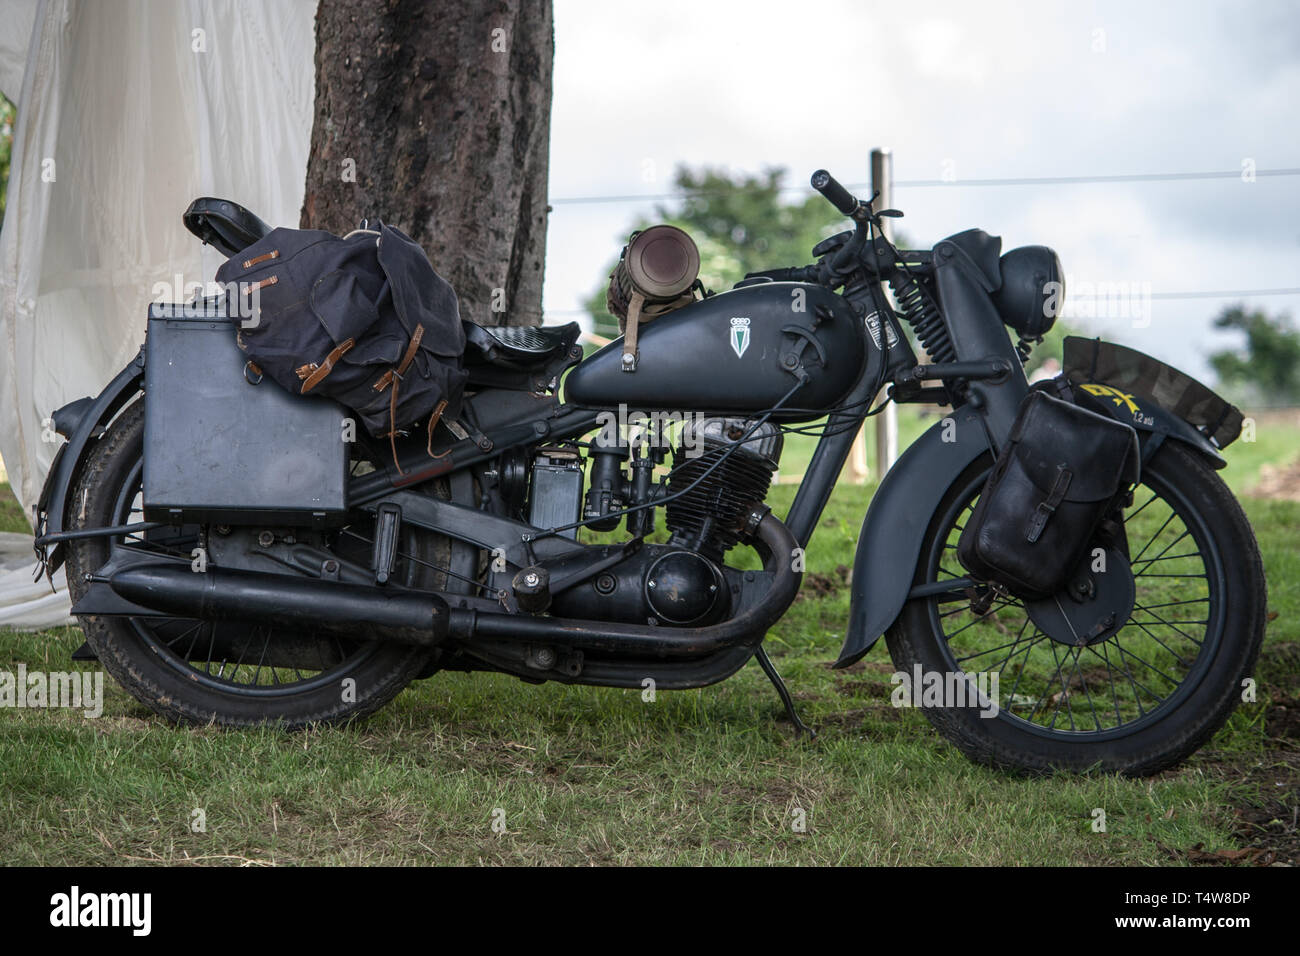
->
(833, 376, 1226, 669)
(33, 348, 146, 575)
(834, 405, 990, 668)
(1069, 379, 1225, 469)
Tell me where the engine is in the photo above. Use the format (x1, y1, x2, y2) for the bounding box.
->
(550, 416, 782, 627)
(665, 417, 784, 561)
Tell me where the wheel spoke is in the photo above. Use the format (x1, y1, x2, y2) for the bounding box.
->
(1130, 509, 1177, 563)
(1094, 640, 1125, 726)
(1130, 603, 1205, 648)
(989, 615, 1034, 675)
(1126, 619, 1194, 667)
(1108, 641, 1175, 701)
(1130, 530, 1191, 575)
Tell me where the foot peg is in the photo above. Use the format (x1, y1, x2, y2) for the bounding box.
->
(371, 502, 401, 585)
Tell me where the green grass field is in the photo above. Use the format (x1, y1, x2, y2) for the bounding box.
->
(0, 413, 1296, 866)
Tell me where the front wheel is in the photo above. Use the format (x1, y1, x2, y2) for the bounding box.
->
(886, 440, 1266, 776)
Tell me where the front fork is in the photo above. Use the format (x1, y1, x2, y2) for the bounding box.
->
(783, 275, 914, 546)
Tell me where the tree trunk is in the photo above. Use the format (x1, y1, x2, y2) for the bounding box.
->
(301, 0, 552, 327)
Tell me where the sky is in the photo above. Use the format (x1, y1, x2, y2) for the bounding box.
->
(545, 0, 1300, 384)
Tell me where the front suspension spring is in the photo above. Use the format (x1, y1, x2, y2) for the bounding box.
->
(890, 271, 955, 364)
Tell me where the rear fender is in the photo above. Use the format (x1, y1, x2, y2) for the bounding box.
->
(34, 348, 146, 574)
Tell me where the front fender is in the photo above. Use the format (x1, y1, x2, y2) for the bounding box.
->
(834, 405, 990, 668)
(1070, 381, 1225, 469)
(34, 348, 146, 574)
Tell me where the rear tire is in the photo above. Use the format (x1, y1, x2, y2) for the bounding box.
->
(65, 400, 456, 728)
(886, 441, 1266, 776)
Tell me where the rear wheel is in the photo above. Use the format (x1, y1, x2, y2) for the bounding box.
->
(886, 441, 1266, 775)
(65, 400, 466, 728)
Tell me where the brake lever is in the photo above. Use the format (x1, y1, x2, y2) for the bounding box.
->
(811, 229, 853, 258)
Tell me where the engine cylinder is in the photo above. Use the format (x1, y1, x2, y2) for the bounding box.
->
(665, 418, 782, 560)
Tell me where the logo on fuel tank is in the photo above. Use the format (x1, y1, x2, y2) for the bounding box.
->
(729, 316, 751, 358)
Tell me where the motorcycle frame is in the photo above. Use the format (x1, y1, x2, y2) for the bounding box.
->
(37, 228, 1229, 687)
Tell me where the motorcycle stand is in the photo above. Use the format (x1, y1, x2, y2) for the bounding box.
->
(754, 646, 816, 739)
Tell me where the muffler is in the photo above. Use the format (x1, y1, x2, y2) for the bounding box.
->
(446, 509, 802, 658)
(102, 509, 799, 660)
(107, 562, 448, 646)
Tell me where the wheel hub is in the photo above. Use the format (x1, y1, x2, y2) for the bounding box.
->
(1026, 546, 1135, 646)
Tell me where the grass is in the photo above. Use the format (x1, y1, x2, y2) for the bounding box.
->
(0, 417, 1296, 866)
(0, 481, 25, 533)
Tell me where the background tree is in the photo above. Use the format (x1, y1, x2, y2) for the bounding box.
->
(1209, 304, 1300, 406)
(301, 0, 553, 327)
(0, 95, 14, 231)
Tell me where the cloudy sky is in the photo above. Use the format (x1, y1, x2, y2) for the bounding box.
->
(545, 0, 1299, 383)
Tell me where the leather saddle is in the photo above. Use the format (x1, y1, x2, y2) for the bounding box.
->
(183, 197, 273, 258)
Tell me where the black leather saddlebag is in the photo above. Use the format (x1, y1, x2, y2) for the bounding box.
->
(957, 390, 1140, 598)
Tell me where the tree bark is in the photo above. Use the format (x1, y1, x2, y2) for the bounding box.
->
(301, 0, 552, 327)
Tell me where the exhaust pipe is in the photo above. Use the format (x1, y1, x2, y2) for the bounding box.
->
(447, 509, 802, 658)
(106, 510, 800, 660)
(108, 562, 448, 646)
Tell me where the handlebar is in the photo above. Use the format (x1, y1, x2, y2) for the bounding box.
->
(740, 170, 920, 289)
(810, 169, 863, 219)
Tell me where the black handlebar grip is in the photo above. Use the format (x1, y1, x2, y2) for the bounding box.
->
(810, 169, 860, 217)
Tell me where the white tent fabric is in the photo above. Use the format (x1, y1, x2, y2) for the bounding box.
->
(0, 530, 68, 628)
(0, 0, 318, 629)
(0, 1, 37, 102)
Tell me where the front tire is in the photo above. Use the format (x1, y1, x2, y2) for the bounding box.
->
(886, 441, 1266, 776)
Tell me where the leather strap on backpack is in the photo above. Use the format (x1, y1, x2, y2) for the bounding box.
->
(298, 338, 355, 393)
(426, 399, 449, 457)
(384, 324, 426, 474)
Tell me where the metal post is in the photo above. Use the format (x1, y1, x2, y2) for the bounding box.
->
(870, 147, 899, 476)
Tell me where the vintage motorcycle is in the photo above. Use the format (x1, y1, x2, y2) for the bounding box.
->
(33, 170, 1265, 775)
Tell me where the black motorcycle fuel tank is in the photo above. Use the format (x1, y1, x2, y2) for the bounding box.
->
(565, 282, 870, 421)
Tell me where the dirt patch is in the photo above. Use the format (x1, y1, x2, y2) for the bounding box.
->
(1167, 764, 1300, 866)
(833, 679, 894, 700)
(1170, 700, 1300, 866)
(827, 659, 896, 675)
(805, 704, 906, 735)
(1265, 698, 1300, 740)
(1249, 458, 1300, 502)
(1229, 793, 1300, 866)
(1218, 751, 1300, 867)
(797, 564, 851, 601)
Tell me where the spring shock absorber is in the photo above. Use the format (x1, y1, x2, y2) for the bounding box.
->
(889, 271, 955, 364)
